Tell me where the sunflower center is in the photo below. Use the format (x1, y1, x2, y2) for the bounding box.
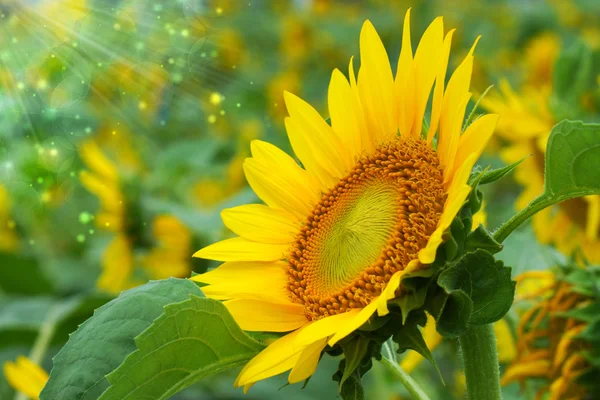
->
(287, 138, 446, 320)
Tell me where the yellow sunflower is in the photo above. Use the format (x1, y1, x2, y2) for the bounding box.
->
(3, 356, 48, 400)
(79, 139, 191, 293)
(0, 185, 19, 252)
(502, 268, 599, 399)
(482, 72, 600, 264)
(193, 11, 498, 390)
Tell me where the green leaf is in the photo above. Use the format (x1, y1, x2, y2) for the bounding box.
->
(544, 120, 600, 197)
(340, 337, 370, 387)
(431, 289, 472, 338)
(478, 157, 527, 185)
(41, 278, 202, 400)
(465, 225, 503, 254)
(100, 295, 265, 400)
(0, 253, 53, 295)
(393, 324, 442, 381)
(438, 250, 515, 326)
(339, 374, 364, 400)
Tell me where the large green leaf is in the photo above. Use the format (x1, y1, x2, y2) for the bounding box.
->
(438, 250, 515, 326)
(493, 120, 600, 243)
(100, 295, 265, 400)
(40, 278, 202, 400)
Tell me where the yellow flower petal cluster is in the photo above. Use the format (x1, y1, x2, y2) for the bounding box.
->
(193, 11, 498, 390)
(3, 356, 48, 400)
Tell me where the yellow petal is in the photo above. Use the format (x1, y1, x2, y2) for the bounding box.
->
(451, 114, 499, 183)
(500, 359, 550, 385)
(221, 204, 299, 244)
(79, 140, 119, 183)
(151, 215, 190, 252)
(328, 68, 362, 163)
(235, 328, 306, 388)
(412, 17, 444, 138)
(328, 300, 379, 346)
(249, 140, 321, 210)
(494, 319, 516, 363)
(243, 158, 314, 220)
(191, 261, 290, 304)
(194, 237, 289, 262)
(224, 299, 306, 332)
(284, 91, 347, 186)
(142, 250, 189, 280)
(3, 356, 48, 400)
(296, 309, 362, 346)
(442, 92, 472, 183)
(438, 37, 479, 164)
(288, 337, 328, 384)
(396, 9, 414, 137)
(376, 261, 420, 316)
(79, 171, 123, 214)
(359, 19, 398, 143)
(584, 195, 600, 241)
(97, 234, 133, 293)
(427, 29, 455, 144)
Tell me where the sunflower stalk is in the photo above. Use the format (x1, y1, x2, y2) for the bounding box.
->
(459, 324, 502, 400)
(380, 340, 431, 400)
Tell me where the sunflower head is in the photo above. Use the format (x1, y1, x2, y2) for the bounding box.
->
(193, 11, 502, 391)
(503, 265, 600, 399)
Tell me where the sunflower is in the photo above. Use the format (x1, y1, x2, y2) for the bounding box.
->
(0, 185, 18, 252)
(3, 356, 48, 400)
(79, 139, 191, 293)
(482, 42, 600, 263)
(193, 11, 498, 390)
(502, 267, 600, 399)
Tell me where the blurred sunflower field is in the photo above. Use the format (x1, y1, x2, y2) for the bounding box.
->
(1, 0, 600, 399)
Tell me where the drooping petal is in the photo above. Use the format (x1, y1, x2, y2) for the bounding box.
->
(193, 237, 288, 262)
(328, 300, 379, 346)
(221, 204, 300, 244)
(288, 338, 328, 384)
(191, 261, 290, 304)
(359, 19, 398, 143)
(411, 17, 444, 139)
(296, 309, 362, 346)
(224, 299, 306, 332)
(376, 261, 420, 315)
(235, 328, 306, 388)
(284, 91, 348, 185)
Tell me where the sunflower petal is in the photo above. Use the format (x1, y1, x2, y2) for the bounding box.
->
(235, 328, 305, 388)
(328, 300, 379, 346)
(191, 261, 290, 303)
(244, 158, 315, 219)
(427, 29, 455, 144)
(98, 234, 133, 293)
(296, 309, 362, 346)
(412, 17, 444, 138)
(359, 19, 398, 143)
(284, 92, 347, 186)
(193, 237, 288, 262)
(328, 68, 362, 163)
(79, 140, 119, 183)
(221, 204, 300, 244)
(224, 299, 306, 332)
(288, 338, 328, 384)
(396, 9, 414, 137)
(451, 114, 499, 182)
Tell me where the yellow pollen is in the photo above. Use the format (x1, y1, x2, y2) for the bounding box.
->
(287, 138, 446, 321)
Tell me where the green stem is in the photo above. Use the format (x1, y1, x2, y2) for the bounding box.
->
(380, 341, 430, 400)
(459, 324, 501, 400)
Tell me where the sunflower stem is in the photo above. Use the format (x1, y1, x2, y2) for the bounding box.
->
(380, 341, 431, 400)
(459, 324, 502, 400)
(492, 194, 553, 243)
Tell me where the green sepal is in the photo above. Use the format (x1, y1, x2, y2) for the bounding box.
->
(392, 277, 430, 325)
(438, 250, 515, 326)
(392, 316, 443, 382)
(339, 374, 364, 400)
(339, 337, 371, 387)
(476, 157, 527, 186)
(465, 225, 503, 254)
(427, 285, 472, 338)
